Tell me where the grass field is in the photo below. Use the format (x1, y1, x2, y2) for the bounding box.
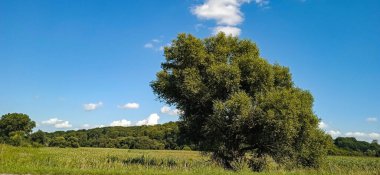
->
(1, 144, 379, 175)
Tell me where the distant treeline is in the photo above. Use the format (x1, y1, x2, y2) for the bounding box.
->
(0, 113, 379, 156)
(36, 123, 380, 157)
(42, 122, 190, 150)
(329, 137, 380, 157)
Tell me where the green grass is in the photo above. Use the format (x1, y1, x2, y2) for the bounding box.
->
(0, 144, 379, 175)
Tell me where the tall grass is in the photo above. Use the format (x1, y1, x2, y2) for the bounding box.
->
(0, 144, 379, 175)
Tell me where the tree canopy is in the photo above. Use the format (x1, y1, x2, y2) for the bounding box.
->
(151, 33, 331, 170)
(0, 113, 36, 139)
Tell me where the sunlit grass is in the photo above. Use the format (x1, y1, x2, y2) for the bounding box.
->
(0, 144, 379, 175)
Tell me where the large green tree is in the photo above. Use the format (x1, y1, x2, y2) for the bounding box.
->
(0, 113, 36, 140)
(151, 33, 330, 170)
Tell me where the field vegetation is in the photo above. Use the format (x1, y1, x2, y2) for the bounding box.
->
(1, 144, 379, 175)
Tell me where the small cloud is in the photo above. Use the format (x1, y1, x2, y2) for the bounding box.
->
(152, 39, 161, 43)
(144, 38, 168, 51)
(42, 118, 72, 128)
(213, 26, 241, 36)
(191, 0, 250, 26)
(110, 119, 132, 127)
(84, 102, 103, 111)
(136, 113, 160, 126)
(118, 103, 140, 109)
(191, 0, 254, 36)
(345, 132, 366, 137)
(144, 43, 154, 48)
(369, 133, 380, 140)
(160, 106, 170, 113)
(94, 124, 105, 128)
(344, 132, 380, 142)
(160, 106, 182, 116)
(327, 130, 341, 138)
(159, 43, 171, 51)
(366, 117, 377, 122)
(318, 121, 328, 129)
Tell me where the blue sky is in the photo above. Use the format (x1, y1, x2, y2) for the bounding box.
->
(0, 0, 379, 141)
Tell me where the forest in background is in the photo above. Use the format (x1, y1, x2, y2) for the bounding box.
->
(2, 117, 379, 157)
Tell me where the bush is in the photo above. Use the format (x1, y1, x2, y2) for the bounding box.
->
(248, 154, 279, 172)
(49, 136, 67, 148)
(67, 136, 80, 148)
(182, 145, 192, 151)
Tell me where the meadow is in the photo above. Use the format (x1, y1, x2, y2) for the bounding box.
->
(0, 144, 379, 175)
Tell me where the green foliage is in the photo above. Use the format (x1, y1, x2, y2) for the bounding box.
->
(330, 137, 380, 157)
(49, 136, 67, 148)
(45, 122, 180, 150)
(30, 130, 48, 146)
(9, 131, 30, 146)
(151, 33, 330, 170)
(0, 113, 36, 142)
(67, 136, 80, 148)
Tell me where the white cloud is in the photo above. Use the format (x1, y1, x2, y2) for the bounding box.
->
(345, 132, 366, 137)
(192, 0, 250, 26)
(94, 124, 105, 128)
(136, 113, 160, 126)
(191, 0, 259, 36)
(42, 118, 72, 128)
(118, 103, 140, 109)
(160, 106, 171, 113)
(213, 26, 241, 36)
(144, 43, 154, 48)
(366, 117, 377, 122)
(84, 102, 103, 111)
(327, 130, 341, 138)
(324, 125, 380, 142)
(144, 38, 166, 51)
(368, 133, 380, 140)
(110, 119, 132, 127)
(345, 132, 380, 142)
(160, 106, 182, 116)
(158, 43, 171, 51)
(318, 121, 328, 129)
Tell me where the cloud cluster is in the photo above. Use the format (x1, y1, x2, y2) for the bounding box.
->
(144, 38, 168, 51)
(327, 130, 341, 138)
(324, 130, 380, 142)
(318, 119, 380, 142)
(160, 106, 182, 116)
(118, 103, 140, 109)
(42, 118, 72, 128)
(192, 0, 267, 36)
(345, 132, 380, 141)
(83, 102, 103, 111)
(136, 113, 160, 126)
(192, 0, 251, 36)
(109, 114, 161, 127)
(110, 119, 132, 127)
